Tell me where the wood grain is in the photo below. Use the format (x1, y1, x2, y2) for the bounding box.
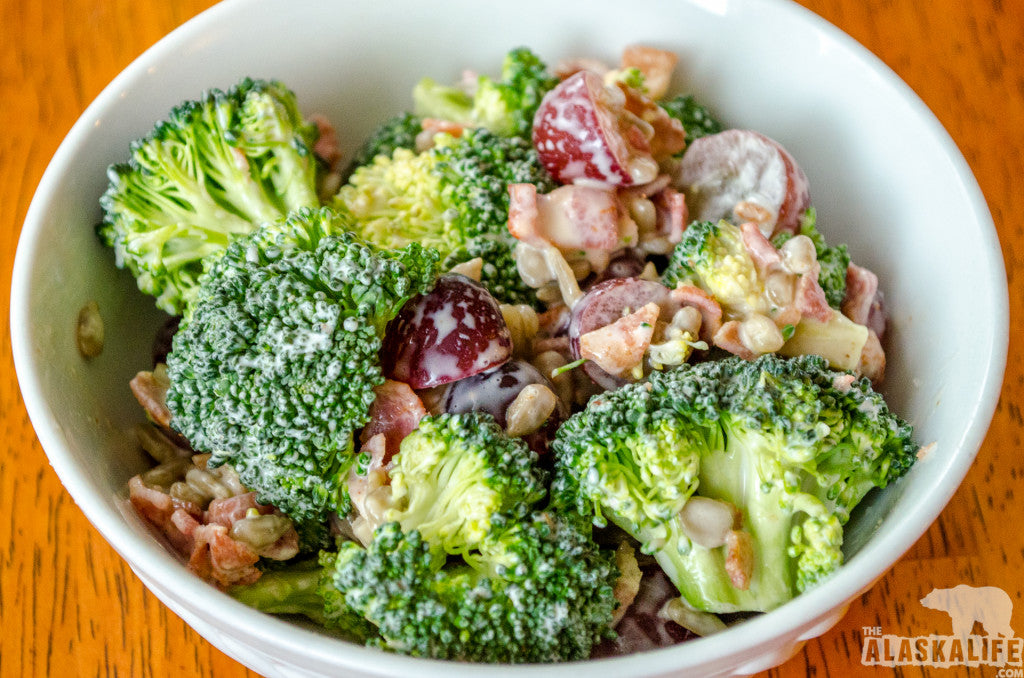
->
(1, 1, 1020, 677)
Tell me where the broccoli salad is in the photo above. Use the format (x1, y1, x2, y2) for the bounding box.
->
(103, 45, 918, 663)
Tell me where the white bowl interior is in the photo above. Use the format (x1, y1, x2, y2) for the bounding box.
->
(11, 0, 1008, 676)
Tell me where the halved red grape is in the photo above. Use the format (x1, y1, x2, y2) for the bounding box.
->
(568, 277, 670, 389)
(444, 360, 566, 454)
(676, 129, 810, 236)
(533, 70, 659, 187)
(381, 274, 512, 389)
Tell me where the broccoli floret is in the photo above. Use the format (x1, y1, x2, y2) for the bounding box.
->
(228, 552, 376, 642)
(413, 47, 558, 137)
(345, 112, 423, 175)
(662, 220, 768, 317)
(333, 515, 618, 663)
(334, 127, 555, 305)
(552, 354, 916, 613)
(382, 412, 546, 554)
(98, 78, 321, 315)
(165, 206, 440, 529)
(330, 414, 617, 661)
(659, 94, 724, 147)
(772, 208, 851, 309)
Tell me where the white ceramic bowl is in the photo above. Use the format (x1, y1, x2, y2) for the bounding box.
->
(11, 0, 1008, 676)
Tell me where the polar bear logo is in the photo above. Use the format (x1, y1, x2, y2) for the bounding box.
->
(920, 585, 1015, 638)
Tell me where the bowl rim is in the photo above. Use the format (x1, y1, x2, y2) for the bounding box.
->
(10, 0, 1010, 674)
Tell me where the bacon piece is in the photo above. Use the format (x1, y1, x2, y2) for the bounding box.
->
(843, 263, 887, 340)
(509, 183, 625, 252)
(579, 302, 660, 377)
(740, 221, 783, 276)
(794, 264, 834, 323)
(507, 183, 542, 245)
(724, 530, 754, 591)
(654, 187, 688, 246)
(668, 285, 723, 343)
(859, 328, 886, 383)
(619, 85, 686, 160)
(189, 524, 261, 588)
(841, 263, 877, 325)
(415, 118, 467, 152)
(553, 57, 610, 80)
(360, 380, 427, 467)
(621, 45, 678, 100)
(129, 370, 171, 429)
(204, 492, 273, 529)
(309, 113, 341, 171)
(128, 475, 202, 554)
(712, 320, 758, 361)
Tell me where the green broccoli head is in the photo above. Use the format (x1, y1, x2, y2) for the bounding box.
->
(345, 112, 424, 175)
(165, 207, 440, 528)
(659, 94, 725, 148)
(228, 552, 377, 642)
(383, 412, 547, 554)
(772, 208, 851, 309)
(662, 219, 768, 317)
(98, 78, 321, 315)
(413, 47, 558, 138)
(333, 514, 618, 663)
(552, 354, 917, 613)
(334, 127, 555, 305)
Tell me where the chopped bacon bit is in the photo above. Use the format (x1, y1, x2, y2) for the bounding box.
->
(508, 183, 542, 246)
(859, 328, 886, 384)
(712, 320, 758, 361)
(189, 524, 261, 588)
(620, 45, 678, 100)
(130, 475, 296, 589)
(129, 370, 172, 429)
(668, 284, 723, 343)
(579, 302, 660, 377)
(654, 188, 688, 246)
(843, 263, 887, 340)
(724, 530, 754, 591)
(740, 221, 783, 276)
(619, 85, 686, 160)
(510, 183, 625, 252)
(205, 492, 270, 529)
(309, 113, 342, 171)
(553, 57, 610, 80)
(360, 380, 427, 467)
(794, 263, 834, 323)
(832, 373, 857, 392)
(128, 475, 202, 553)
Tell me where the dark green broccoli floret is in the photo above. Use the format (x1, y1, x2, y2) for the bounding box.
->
(334, 127, 555, 305)
(98, 78, 321, 315)
(345, 112, 423, 175)
(333, 515, 618, 663)
(659, 94, 724, 147)
(552, 354, 916, 613)
(228, 552, 376, 642)
(413, 47, 558, 138)
(772, 208, 851, 309)
(382, 413, 546, 554)
(165, 206, 440, 530)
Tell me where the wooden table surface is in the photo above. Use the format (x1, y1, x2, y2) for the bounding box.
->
(2, 1, 1021, 676)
